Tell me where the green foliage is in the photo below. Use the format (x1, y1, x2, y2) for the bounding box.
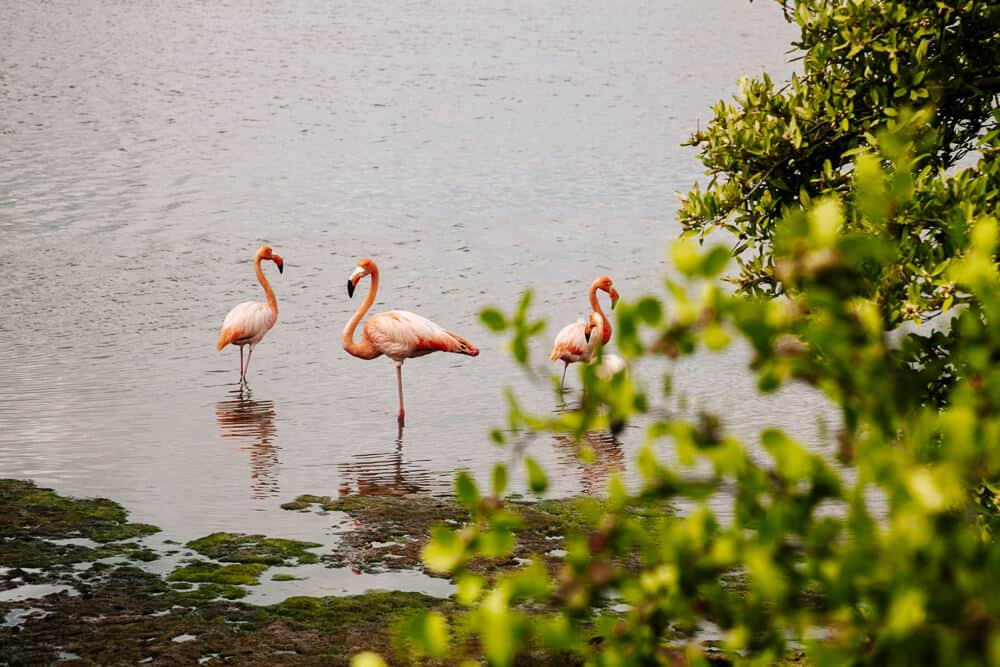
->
(356, 2, 1000, 664)
(679, 0, 1000, 405)
(376, 135, 1000, 665)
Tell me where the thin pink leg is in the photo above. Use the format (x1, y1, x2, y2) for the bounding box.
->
(560, 362, 569, 392)
(396, 363, 405, 427)
(239, 346, 245, 381)
(245, 347, 255, 379)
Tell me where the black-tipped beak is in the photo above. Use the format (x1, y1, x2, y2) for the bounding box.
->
(275, 258, 284, 274)
(611, 289, 619, 310)
(347, 280, 355, 298)
(584, 328, 592, 343)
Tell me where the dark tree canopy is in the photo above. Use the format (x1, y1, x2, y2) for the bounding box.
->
(681, 0, 1000, 318)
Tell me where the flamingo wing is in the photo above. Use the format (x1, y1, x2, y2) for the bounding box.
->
(550, 319, 598, 363)
(365, 310, 464, 360)
(218, 301, 276, 348)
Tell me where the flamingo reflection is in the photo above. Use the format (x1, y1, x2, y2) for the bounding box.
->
(216, 386, 280, 499)
(337, 428, 451, 497)
(551, 430, 625, 496)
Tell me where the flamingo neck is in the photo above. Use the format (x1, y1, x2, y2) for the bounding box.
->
(256, 256, 278, 317)
(342, 267, 380, 359)
(589, 284, 612, 345)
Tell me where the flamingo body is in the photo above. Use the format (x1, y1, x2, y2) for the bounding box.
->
(217, 301, 277, 351)
(551, 275, 619, 391)
(217, 245, 283, 382)
(364, 310, 475, 361)
(550, 317, 602, 365)
(343, 258, 478, 426)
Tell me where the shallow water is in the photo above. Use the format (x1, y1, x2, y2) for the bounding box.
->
(0, 0, 836, 556)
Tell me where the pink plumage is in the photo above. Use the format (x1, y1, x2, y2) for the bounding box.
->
(217, 245, 284, 383)
(343, 258, 479, 426)
(551, 276, 619, 391)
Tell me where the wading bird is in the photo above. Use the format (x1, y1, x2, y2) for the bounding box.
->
(343, 258, 479, 426)
(216, 245, 284, 383)
(550, 275, 619, 390)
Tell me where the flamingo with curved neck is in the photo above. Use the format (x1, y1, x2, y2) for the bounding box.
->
(343, 258, 479, 427)
(550, 275, 620, 391)
(216, 245, 284, 382)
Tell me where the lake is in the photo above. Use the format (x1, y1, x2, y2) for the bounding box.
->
(0, 0, 836, 589)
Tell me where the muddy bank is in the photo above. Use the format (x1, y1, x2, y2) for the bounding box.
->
(0, 480, 443, 665)
(1, 480, 634, 665)
(288, 493, 667, 578)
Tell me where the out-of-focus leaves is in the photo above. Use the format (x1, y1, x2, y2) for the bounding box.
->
(525, 457, 548, 495)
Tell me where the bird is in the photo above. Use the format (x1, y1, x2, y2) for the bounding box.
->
(550, 275, 619, 390)
(216, 245, 284, 383)
(342, 257, 479, 426)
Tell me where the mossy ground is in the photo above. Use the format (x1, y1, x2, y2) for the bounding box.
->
(186, 532, 322, 566)
(0, 563, 443, 666)
(0, 479, 442, 666)
(0, 479, 804, 666)
(285, 492, 669, 577)
(0, 479, 162, 571)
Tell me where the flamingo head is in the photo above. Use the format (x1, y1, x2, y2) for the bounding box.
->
(593, 275, 619, 309)
(583, 311, 603, 343)
(257, 245, 284, 273)
(348, 258, 376, 298)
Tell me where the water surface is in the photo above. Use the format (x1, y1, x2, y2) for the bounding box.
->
(0, 0, 835, 553)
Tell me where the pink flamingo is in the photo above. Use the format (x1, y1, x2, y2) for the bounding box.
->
(216, 245, 284, 382)
(550, 275, 619, 390)
(343, 258, 479, 426)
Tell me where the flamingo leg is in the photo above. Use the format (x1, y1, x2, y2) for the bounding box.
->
(560, 362, 569, 392)
(239, 346, 246, 382)
(395, 362, 405, 427)
(245, 346, 255, 380)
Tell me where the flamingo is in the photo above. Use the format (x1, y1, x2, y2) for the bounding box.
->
(550, 275, 619, 390)
(216, 245, 284, 383)
(343, 257, 480, 426)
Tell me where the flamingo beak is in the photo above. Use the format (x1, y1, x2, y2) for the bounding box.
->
(348, 266, 366, 298)
(273, 255, 284, 274)
(610, 288, 620, 310)
(584, 326, 592, 343)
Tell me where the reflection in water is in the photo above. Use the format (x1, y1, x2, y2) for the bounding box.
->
(551, 430, 625, 496)
(338, 429, 451, 497)
(216, 386, 280, 500)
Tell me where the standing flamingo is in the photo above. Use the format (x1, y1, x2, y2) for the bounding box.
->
(550, 275, 619, 390)
(343, 258, 479, 426)
(216, 245, 284, 383)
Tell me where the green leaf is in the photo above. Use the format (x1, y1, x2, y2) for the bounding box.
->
(456, 573, 486, 606)
(478, 527, 515, 558)
(700, 246, 732, 277)
(525, 457, 548, 495)
(491, 463, 508, 496)
(480, 308, 507, 332)
(402, 611, 450, 658)
(637, 296, 663, 325)
(350, 652, 388, 667)
(455, 471, 480, 512)
(422, 526, 467, 574)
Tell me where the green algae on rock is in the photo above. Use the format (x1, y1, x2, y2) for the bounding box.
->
(0, 479, 159, 544)
(186, 531, 322, 566)
(0, 479, 162, 570)
(168, 560, 270, 586)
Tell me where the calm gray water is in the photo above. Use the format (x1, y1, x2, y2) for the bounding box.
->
(0, 0, 836, 586)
